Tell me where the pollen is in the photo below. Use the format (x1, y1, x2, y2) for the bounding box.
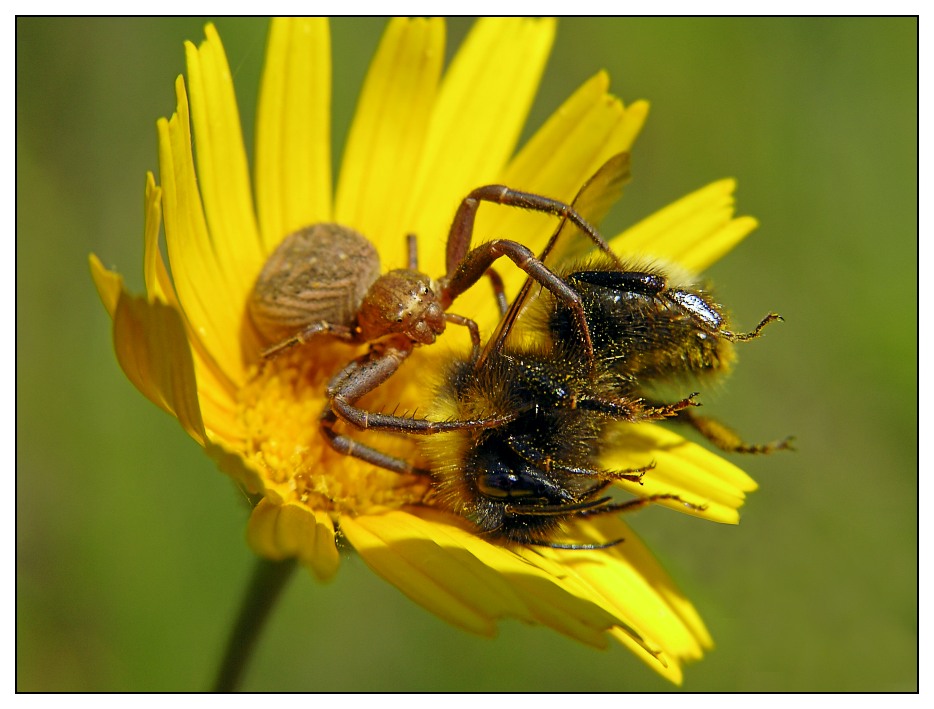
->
(236, 343, 430, 518)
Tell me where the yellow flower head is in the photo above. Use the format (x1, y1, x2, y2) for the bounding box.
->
(90, 18, 761, 684)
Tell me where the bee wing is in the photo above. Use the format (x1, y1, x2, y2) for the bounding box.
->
(485, 152, 632, 355)
(542, 151, 631, 268)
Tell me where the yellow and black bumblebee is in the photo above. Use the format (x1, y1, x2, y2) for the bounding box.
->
(420, 154, 788, 546)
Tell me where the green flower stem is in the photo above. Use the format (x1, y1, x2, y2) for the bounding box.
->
(213, 556, 298, 692)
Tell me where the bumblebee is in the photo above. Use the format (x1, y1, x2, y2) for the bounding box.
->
(417, 155, 787, 545)
(421, 331, 700, 546)
(544, 256, 788, 454)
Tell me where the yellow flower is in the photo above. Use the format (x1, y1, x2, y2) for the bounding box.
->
(90, 18, 759, 684)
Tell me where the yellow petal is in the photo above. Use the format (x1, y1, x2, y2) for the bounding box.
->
(89, 253, 121, 318)
(340, 511, 498, 636)
(601, 423, 757, 525)
(447, 75, 649, 332)
(404, 18, 557, 275)
(142, 171, 240, 440)
(255, 17, 332, 249)
(511, 542, 665, 663)
(95, 176, 240, 447)
(141, 172, 176, 306)
(158, 77, 245, 385)
(335, 17, 444, 253)
(683, 214, 758, 273)
(247, 499, 341, 580)
(198, 439, 266, 499)
(90, 262, 207, 446)
(93, 254, 245, 463)
(184, 25, 264, 308)
(490, 72, 648, 258)
(592, 517, 713, 654)
(523, 516, 713, 683)
(614, 178, 758, 272)
(502, 74, 646, 204)
(344, 508, 670, 649)
(399, 508, 617, 647)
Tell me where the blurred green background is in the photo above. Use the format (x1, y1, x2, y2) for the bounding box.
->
(17, 17, 917, 691)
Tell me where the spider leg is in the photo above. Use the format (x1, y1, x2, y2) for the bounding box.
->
(441, 238, 595, 365)
(444, 184, 618, 276)
(326, 340, 515, 436)
(443, 312, 482, 361)
(261, 321, 356, 359)
(319, 412, 422, 474)
(484, 268, 508, 316)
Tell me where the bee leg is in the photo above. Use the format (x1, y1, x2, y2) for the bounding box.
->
(723, 312, 783, 342)
(532, 538, 626, 551)
(581, 392, 699, 421)
(638, 393, 701, 421)
(672, 408, 795, 454)
(577, 493, 708, 517)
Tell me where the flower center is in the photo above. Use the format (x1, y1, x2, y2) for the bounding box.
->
(236, 341, 431, 517)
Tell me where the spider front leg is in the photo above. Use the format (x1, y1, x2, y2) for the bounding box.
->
(324, 338, 415, 431)
(440, 185, 622, 367)
(441, 238, 596, 365)
(319, 409, 421, 474)
(320, 340, 425, 474)
(321, 334, 513, 446)
(444, 184, 620, 276)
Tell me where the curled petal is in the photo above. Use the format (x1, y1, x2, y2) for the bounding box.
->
(602, 423, 757, 525)
(90, 259, 206, 447)
(247, 498, 341, 581)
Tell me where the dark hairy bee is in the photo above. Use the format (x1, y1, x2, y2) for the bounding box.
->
(545, 256, 790, 454)
(416, 155, 788, 546)
(421, 331, 700, 547)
